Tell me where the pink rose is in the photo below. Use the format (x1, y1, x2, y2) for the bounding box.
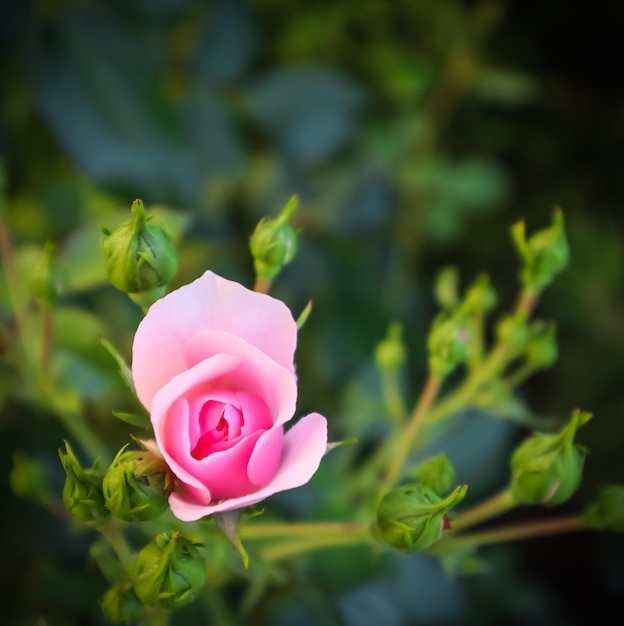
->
(131, 271, 328, 522)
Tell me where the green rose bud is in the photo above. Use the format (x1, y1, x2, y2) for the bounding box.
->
(376, 483, 467, 552)
(428, 312, 469, 378)
(525, 321, 558, 369)
(133, 532, 206, 610)
(10, 452, 50, 503)
(583, 485, 624, 532)
(434, 266, 460, 310)
(414, 453, 457, 496)
(101, 199, 178, 294)
(58, 441, 110, 526)
(496, 313, 529, 352)
(100, 584, 144, 624)
(28, 241, 65, 306)
(510, 409, 592, 506)
(511, 207, 570, 292)
(249, 195, 298, 284)
(103, 445, 174, 523)
(464, 274, 498, 315)
(375, 323, 407, 372)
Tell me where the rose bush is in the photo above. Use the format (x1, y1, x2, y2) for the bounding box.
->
(131, 271, 328, 521)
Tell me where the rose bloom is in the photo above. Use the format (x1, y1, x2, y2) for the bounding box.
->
(132, 271, 328, 521)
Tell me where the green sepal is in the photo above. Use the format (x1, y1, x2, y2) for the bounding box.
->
(215, 510, 249, 571)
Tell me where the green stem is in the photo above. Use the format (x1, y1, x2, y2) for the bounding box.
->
(427, 345, 509, 427)
(240, 521, 367, 540)
(0, 217, 30, 370)
(381, 369, 406, 425)
(258, 528, 373, 562)
(55, 408, 109, 460)
(101, 525, 134, 574)
(40, 304, 53, 383)
(253, 276, 271, 294)
(377, 375, 443, 500)
(449, 514, 584, 547)
(449, 488, 516, 533)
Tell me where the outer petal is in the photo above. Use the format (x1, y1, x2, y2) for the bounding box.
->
(132, 271, 298, 409)
(169, 413, 328, 522)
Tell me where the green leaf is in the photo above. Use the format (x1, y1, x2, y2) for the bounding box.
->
(100, 337, 135, 395)
(113, 411, 151, 430)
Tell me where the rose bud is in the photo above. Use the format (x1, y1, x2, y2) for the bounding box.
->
(58, 441, 110, 526)
(464, 274, 498, 316)
(249, 195, 298, 284)
(103, 445, 174, 523)
(524, 320, 558, 370)
(511, 207, 570, 292)
(583, 485, 624, 532)
(100, 584, 144, 624)
(101, 199, 178, 295)
(427, 312, 469, 378)
(496, 313, 529, 353)
(132, 532, 206, 610)
(414, 453, 457, 496)
(375, 323, 407, 373)
(510, 409, 591, 506)
(375, 483, 467, 552)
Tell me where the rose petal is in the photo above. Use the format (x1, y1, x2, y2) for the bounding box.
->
(132, 271, 298, 409)
(247, 426, 284, 487)
(184, 331, 298, 427)
(168, 413, 328, 521)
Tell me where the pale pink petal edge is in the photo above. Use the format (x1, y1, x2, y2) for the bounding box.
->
(168, 413, 328, 522)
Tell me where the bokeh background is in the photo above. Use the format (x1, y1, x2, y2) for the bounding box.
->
(2, 0, 624, 624)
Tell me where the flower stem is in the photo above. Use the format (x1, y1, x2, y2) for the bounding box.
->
(101, 525, 134, 574)
(240, 521, 367, 540)
(449, 488, 516, 533)
(253, 276, 271, 294)
(258, 528, 373, 562)
(380, 369, 406, 426)
(450, 514, 585, 547)
(40, 304, 53, 382)
(377, 375, 443, 500)
(0, 217, 30, 370)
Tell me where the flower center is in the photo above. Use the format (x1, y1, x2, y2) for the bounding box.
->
(190, 400, 242, 460)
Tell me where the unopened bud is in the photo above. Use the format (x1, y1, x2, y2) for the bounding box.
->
(496, 313, 529, 352)
(510, 409, 591, 506)
(525, 321, 558, 369)
(10, 453, 50, 503)
(375, 323, 407, 372)
(58, 441, 110, 526)
(434, 266, 460, 310)
(133, 532, 206, 610)
(414, 453, 457, 496)
(100, 584, 143, 624)
(249, 195, 298, 284)
(464, 274, 497, 315)
(511, 207, 570, 292)
(102, 199, 178, 294)
(428, 312, 468, 378)
(583, 485, 624, 532)
(376, 483, 467, 552)
(103, 445, 174, 523)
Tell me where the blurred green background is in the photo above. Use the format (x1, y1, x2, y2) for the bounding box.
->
(2, 0, 624, 624)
